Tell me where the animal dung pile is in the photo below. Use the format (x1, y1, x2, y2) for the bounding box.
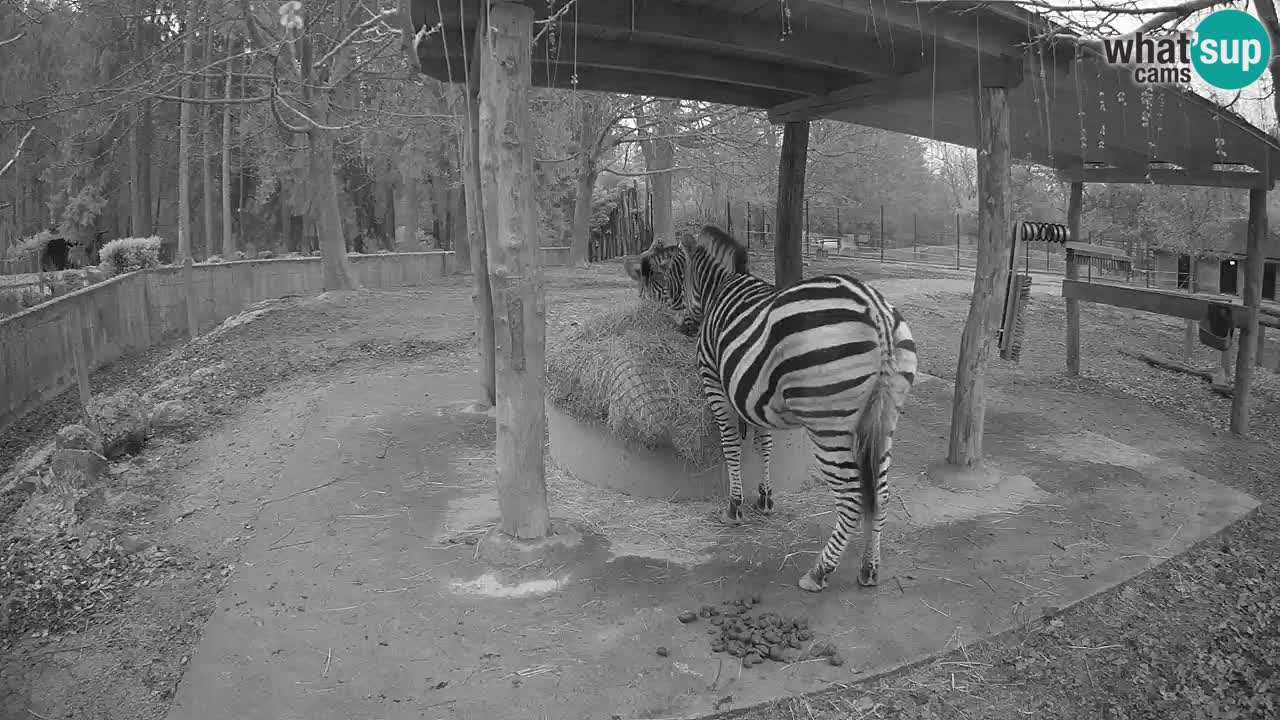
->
(677, 596, 844, 668)
(546, 300, 720, 465)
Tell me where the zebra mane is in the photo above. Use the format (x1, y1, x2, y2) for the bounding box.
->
(684, 225, 749, 275)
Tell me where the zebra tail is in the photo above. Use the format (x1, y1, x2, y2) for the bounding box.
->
(853, 309, 900, 517)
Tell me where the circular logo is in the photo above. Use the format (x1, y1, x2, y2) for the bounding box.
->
(1191, 9, 1272, 90)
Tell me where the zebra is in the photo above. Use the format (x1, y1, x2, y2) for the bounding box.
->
(625, 226, 917, 593)
(624, 241, 742, 336)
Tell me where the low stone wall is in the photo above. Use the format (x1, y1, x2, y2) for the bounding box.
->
(0, 252, 454, 435)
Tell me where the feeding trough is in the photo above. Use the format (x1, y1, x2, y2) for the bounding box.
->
(546, 302, 812, 501)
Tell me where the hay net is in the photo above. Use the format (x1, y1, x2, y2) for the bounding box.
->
(547, 299, 722, 466)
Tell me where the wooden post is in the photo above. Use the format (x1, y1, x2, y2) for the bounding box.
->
(479, 0, 550, 539)
(1183, 319, 1195, 363)
(183, 255, 197, 340)
(774, 121, 808, 289)
(462, 22, 496, 407)
(1230, 187, 1267, 435)
(946, 84, 1012, 467)
(1064, 181, 1083, 376)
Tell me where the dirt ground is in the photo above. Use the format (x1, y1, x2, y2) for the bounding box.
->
(1, 256, 1277, 720)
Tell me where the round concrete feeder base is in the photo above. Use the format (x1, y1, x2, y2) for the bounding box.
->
(546, 402, 812, 502)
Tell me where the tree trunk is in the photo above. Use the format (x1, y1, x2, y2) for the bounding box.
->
(947, 85, 1012, 467)
(641, 100, 676, 245)
(176, 0, 197, 259)
(201, 26, 215, 259)
(569, 164, 597, 267)
(480, 1, 549, 540)
(221, 34, 235, 258)
(130, 5, 153, 239)
(395, 151, 417, 248)
(450, 183, 470, 268)
(463, 29, 496, 404)
(309, 128, 360, 290)
(775, 121, 808, 289)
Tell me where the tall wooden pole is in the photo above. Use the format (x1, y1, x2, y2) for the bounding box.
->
(479, 0, 550, 539)
(1230, 186, 1268, 435)
(946, 84, 1012, 467)
(462, 21, 496, 407)
(774, 121, 808, 289)
(1065, 181, 1083, 375)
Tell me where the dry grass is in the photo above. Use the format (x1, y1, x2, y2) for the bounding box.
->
(546, 299, 721, 465)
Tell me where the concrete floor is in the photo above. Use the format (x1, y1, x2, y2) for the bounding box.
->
(165, 370, 1259, 720)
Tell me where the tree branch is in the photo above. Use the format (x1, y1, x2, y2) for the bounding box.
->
(0, 127, 35, 179)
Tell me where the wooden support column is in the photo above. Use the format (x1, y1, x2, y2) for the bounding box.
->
(1229, 187, 1267, 435)
(945, 84, 1012, 469)
(479, 0, 551, 539)
(462, 28, 496, 407)
(774, 121, 808, 289)
(1064, 181, 1083, 375)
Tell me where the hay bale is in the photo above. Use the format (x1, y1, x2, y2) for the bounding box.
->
(547, 300, 722, 466)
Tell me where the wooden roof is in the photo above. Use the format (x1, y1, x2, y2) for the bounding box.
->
(410, 0, 1280, 189)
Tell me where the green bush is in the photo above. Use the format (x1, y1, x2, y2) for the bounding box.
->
(99, 236, 163, 275)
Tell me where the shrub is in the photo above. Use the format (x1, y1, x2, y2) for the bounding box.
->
(5, 230, 54, 260)
(205, 255, 224, 264)
(99, 236, 163, 275)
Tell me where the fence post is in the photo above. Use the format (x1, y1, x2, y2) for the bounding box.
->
(804, 199, 811, 256)
(836, 207, 841, 237)
(183, 256, 197, 340)
(745, 201, 751, 251)
(879, 204, 885, 262)
(912, 213, 918, 260)
(955, 213, 961, 269)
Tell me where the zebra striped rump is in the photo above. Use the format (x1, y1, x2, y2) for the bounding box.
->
(633, 226, 918, 593)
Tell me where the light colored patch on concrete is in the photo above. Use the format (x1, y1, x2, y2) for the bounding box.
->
(437, 492, 499, 539)
(449, 572, 565, 598)
(893, 471, 1052, 528)
(1032, 430, 1160, 471)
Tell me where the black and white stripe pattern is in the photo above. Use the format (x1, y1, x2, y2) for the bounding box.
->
(626, 242, 744, 336)
(628, 226, 918, 593)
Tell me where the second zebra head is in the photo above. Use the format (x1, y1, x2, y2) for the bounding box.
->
(623, 242, 698, 337)
(623, 227, 752, 338)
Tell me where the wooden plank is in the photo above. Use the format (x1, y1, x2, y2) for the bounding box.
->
(1065, 182, 1083, 376)
(1231, 187, 1267, 435)
(774, 121, 808, 289)
(1064, 241, 1129, 260)
(1060, 280, 1256, 326)
(419, 55, 802, 110)
(810, 0, 1021, 56)
(1057, 166, 1274, 190)
(768, 57, 1023, 124)
(479, 1, 550, 540)
(415, 0, 906, 78)
(461, 24, 495, 407)
(947, 84, 1011, 467)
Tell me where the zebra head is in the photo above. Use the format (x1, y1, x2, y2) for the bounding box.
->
(678, 225, 750, 330)
(624, 243, 697, 336)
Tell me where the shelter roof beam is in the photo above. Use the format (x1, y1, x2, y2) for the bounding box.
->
(767, 56, 1023, 124)
(1056, 166, 1274, 190)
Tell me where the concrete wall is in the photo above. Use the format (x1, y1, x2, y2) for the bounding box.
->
(0, 252, 453, 435)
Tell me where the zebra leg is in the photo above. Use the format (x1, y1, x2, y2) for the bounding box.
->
(753, 429, 774, 515)
(859, 432, 894, 587)
(704, 389, 747, 526)
(798, 430, 861, 593)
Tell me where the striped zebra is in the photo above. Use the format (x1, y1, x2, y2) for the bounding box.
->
(626, 226, 918, 592)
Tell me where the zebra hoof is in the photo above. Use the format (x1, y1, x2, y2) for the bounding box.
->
(755, 491, 774, 515)
(798, 568, 828, 593)
(858, 564, 879, 587)
(721, 501, 744, 526)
